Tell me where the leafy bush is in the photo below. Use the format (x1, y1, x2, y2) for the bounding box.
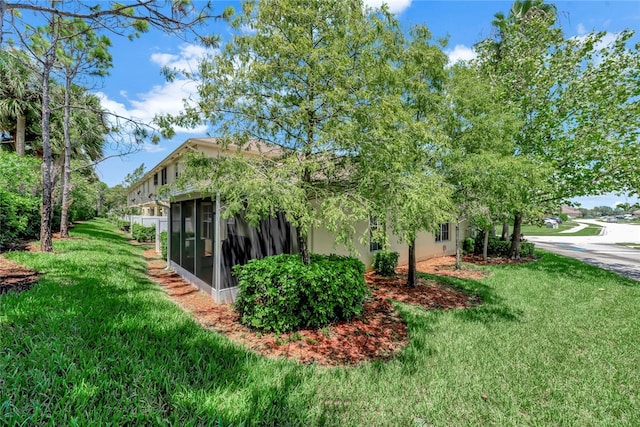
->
(233, 253, 368, 333)
(372, 250, 399, 276)
(474, 235, 509, 257)
(0, 189, 40, 249)
(117, 220, 129, 232)
(132, 223, 155, 242)
(0, 153, 40, 249)
(462, 237, 475, 255)
(474, 234, 535, 258)
(108, 216, 129, 231)
(520, 241, 535, 257)
(160, 231, 168, 259)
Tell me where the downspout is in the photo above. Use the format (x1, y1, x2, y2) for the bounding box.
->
(214, 192, 222, 300)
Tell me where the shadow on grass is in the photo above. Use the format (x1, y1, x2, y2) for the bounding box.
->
(393, 272, 523, 372)
(0, 220, 318, 425)
(71, 219, 131, 243)
(418, 272, 524, 323)
(520, 250, 639, 287)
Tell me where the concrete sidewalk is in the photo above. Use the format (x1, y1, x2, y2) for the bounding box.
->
(527, 220, 640, 281)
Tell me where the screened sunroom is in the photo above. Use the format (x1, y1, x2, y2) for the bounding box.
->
(168, 194, 298, 303)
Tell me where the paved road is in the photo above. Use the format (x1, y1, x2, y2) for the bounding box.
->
(527, 220, 640, 281)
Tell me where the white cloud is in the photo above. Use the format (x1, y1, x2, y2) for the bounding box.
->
(150, 43, 215, 74)
(570, 31, 620, 66)
(97, 78, 206, 135)
(447, 44, 477, 64)
(577, 23, 587, 35)
(363, 0, 412, 14)
(572, 31, 618, 49)
(239, 23, 257, 35)
(142, 143, 167, 153)
(96, 43, 213, 136)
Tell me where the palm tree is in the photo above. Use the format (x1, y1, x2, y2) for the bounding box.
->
(493, 0, 557, 34)
(485, 0, 557, 69)
(46, 83, 107, 236)
(0, 49, 41, 156)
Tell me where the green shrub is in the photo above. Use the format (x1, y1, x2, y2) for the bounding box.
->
(372, 250, 399, 276)
(108, 216, 129, 232)
(462, 237, 475, 254)
(473, 234, 535, 258)
(117, 220, 129, 231)
(131, 223, 155, 242)
(0, 189, 39, 249)
(474, 235, 510, 257)
(233, 253, 368, 333)
(160, 231, 168, 259)
(520, 241, 535, 257)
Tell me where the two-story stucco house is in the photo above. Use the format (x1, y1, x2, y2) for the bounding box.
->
(127, 137, 458, 303)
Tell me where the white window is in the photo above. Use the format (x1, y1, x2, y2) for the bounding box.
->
(369, 216, 382, 252)
(436, 223, 450, 242)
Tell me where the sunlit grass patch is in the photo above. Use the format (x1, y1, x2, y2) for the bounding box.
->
(1, 219, 639, 425)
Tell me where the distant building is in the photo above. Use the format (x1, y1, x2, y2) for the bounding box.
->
(560, 205, 582, 218)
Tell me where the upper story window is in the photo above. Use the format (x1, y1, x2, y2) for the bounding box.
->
(153, 173, 158, 185)
(161, 167, 167, 185)
(175, 164, 179, 179)
(435, 223, 450, 242)
(369, 216, 382, 252)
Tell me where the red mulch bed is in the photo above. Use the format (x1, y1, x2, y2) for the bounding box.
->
(146, 250, 487, 366)
(2, 236, 528, 366)
(0, 255, 39, 295)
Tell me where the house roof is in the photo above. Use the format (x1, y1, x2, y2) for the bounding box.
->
(560, 205, 582, 215)
(133, 137, 282, 187)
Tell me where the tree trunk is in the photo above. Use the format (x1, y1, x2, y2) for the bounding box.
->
(60, 76, 72, 238)
(16, 115, 26, 156)
(455, 222, 461, 270)
(482, 228, 489, 261)
(60, 164, 73, 237)
(40, 63, 53, 252)
(297, 230, 310, 265)
(39, 20, 58, 253)
(0, 1, 5, 47)
(509, 213, 523, 259)
(407, 239, 416, 287)
(501, 221, 509, 241)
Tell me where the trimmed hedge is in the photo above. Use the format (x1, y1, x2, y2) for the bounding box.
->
(372, 250, 399, 276)
(474, 235, 535, 258)
(233, 253, 368, 333)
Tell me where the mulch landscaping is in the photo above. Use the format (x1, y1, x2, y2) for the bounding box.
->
(145, 249, 489, 366)
(0, 255, 39, 295)
(1, 236, 532, 366)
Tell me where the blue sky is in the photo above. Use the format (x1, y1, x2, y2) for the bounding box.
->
(94, 0, 640, 208)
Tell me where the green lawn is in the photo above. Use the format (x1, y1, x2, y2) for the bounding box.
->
(521, 221, 602, 237)
(1, 219, 639, 426)
(617, 243, 640, 249)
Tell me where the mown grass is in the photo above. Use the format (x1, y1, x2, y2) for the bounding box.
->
(617, 243, 640, 249)
(1, 219, 639, 426)
(521, 221, 602, 236)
